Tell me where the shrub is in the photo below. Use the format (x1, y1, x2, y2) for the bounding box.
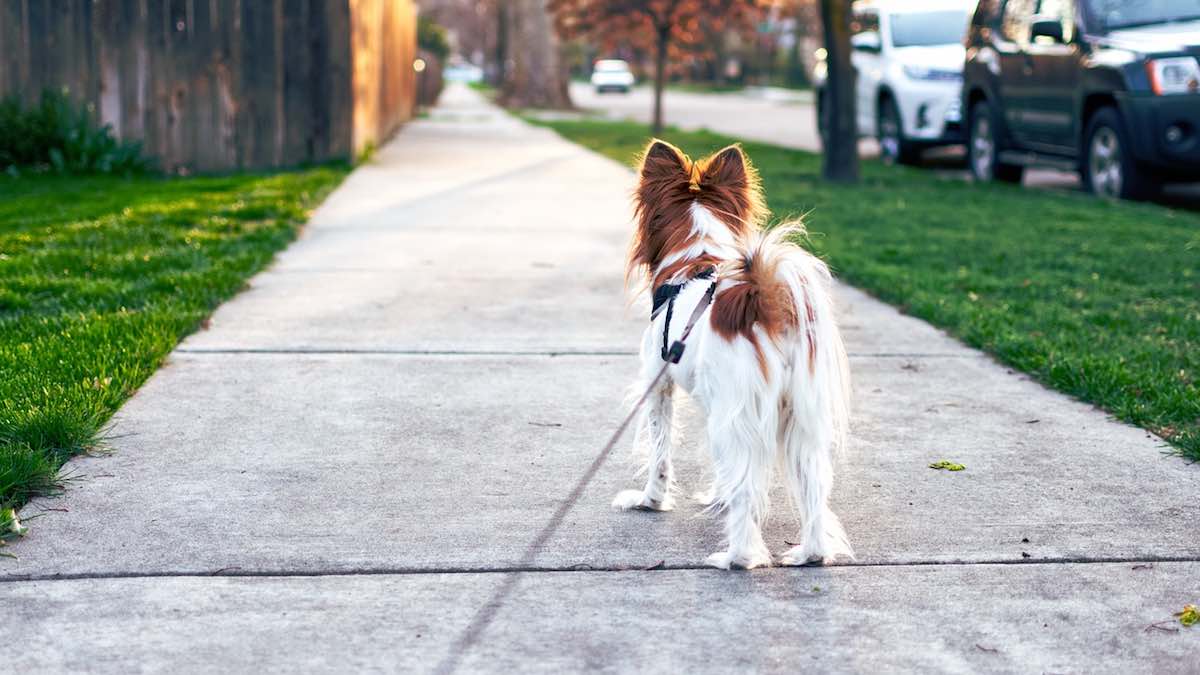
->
(0, 89, 149, 175)
(418, 15, 450, 62)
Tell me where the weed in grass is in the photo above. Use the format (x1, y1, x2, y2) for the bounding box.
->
(0, 90, 148, 175)
(526, 117, 1200, 461)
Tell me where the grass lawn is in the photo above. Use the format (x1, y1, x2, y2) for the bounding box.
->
(526, 117, 1200, 461)
(0, 167, 348, 514)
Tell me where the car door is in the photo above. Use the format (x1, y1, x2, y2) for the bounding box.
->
(996, 0, 1038, 146)
(1021, 0, 1081, 152)
(850, 7, 883, 137)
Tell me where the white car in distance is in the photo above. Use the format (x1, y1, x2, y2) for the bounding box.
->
(815, 0, 973, 164)
(591, 59, 635, 94)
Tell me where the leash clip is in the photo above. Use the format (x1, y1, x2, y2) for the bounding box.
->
(667, 341, 686, 364)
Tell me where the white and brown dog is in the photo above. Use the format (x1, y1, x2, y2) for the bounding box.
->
(614, 139, 852, 569)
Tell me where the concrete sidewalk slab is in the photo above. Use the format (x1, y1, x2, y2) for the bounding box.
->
(4, 84, 1197, 671)
(4, 349, 1196, 581)
(6, 563, 1198, 673)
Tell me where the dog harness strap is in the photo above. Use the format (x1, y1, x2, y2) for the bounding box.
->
(651, 265, 718, 363)
(660, 279, 718, 364)
(660, 295, 677, 362)
(649, 265, 716, 319)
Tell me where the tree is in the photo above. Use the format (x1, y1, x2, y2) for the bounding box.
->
(549, 0, 767, 133)
(818, 0, 858, 182)
(498, 0, 573, 108)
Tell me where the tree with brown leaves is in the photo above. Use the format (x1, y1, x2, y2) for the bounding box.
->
(549, 0, 767, 133)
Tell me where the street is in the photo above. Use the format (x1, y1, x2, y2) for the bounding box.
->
(569, 82, 1199, 205)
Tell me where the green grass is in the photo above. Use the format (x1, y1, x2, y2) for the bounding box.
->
(525, 117, 1200, 461)
(667, 82, 748, 94)
(0, 167, 349, 510)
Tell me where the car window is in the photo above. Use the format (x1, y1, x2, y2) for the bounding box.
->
(890, 10, 970, 47)
(1001, 0, 1037, 42)
(1085, 0, 1200, 31)
(1036, 0, 1075, 42)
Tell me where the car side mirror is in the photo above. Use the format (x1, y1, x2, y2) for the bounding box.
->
(1030, 17, 1064, 44)
(851, 32, 882, 53)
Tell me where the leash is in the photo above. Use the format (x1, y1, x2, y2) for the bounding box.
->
(435, 278, 718, 675)
(595, 279, 718, 461)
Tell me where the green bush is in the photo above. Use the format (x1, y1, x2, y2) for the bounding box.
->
(0, 89, 148, 175)
(418, 16, 450, 62)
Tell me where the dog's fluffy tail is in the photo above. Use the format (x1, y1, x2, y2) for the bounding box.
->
(733, 224, 853, 562)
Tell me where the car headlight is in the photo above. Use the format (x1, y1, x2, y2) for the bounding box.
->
(902, 65, 961, 81)
(1147, 57, 1200, 95)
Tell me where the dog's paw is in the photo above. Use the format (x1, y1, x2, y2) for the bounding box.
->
(778, 546, 826, 567)
(691, 488, 715, 506)
(704, 549, 772, 570)
(612, 489, 674, 512)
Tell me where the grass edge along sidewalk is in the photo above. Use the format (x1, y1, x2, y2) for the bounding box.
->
(0, 167, 349, 536)
(525, 116, 1200, 462)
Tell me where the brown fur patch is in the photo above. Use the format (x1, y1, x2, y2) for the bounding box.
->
(710, 247, 799, 374)
(628, 140, 768, 286)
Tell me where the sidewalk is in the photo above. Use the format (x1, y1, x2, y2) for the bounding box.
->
(4, 84, 1198, 672)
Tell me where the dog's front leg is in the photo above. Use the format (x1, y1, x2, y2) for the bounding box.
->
(612, 375, 675, 512)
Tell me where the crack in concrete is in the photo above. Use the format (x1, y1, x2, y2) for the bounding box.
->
(2, 555, 1197, 585)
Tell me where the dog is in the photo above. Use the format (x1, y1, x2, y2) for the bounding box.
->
(613, 139, 852, 570)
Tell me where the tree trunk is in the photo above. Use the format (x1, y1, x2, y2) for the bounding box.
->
(819, 0, 858, 183)
(652, 25, 669, 134)
(493, 1, 508, 87)
(499, 0, 573, 109)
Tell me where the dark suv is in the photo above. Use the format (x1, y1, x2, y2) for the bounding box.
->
(963, 0, 1200, 199)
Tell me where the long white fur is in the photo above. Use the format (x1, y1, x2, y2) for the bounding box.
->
(613, 208, 852, 570)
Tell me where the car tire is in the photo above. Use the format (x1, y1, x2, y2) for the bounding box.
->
(968, 101, 1023, 184)
(878, 97, 919, 165)
(1082, 107, 1155, 201)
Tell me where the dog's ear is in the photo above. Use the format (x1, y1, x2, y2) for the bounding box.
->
(639, 139, 689, 181)
(701, 144, 749, 187)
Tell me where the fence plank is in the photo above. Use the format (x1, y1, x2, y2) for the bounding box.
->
(1, 0, 415, 172)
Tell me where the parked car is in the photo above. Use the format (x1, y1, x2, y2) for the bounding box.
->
(963, 0, 1200, 199)
(591, 59, 635, 94)
(814, 0, 976, 164)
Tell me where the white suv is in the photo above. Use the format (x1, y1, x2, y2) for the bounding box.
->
(815, 0, 974, 164)
(591, 59, 635, 94)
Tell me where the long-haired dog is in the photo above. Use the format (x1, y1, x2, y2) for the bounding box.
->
(613, 139, 852, 570)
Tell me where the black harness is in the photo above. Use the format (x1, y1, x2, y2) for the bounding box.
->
(650, 267, 717, 363)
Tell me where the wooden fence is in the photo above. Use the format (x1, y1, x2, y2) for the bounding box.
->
(0, 0, 417, 172)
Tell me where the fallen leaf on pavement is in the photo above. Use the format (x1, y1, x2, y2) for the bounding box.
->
(1176, 604, 1199, 627)
(929, 460, 965, 471)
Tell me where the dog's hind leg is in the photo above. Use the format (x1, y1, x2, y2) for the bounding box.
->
(777, 411, 852, 565)
(612, 375, 675, 512)
(703, 416, 773, 570)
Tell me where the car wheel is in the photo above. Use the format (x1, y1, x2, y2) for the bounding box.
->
(1083, 107, 1154, 201)
(968, 101, 1023, 184)
(878, 97, 918, 165)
